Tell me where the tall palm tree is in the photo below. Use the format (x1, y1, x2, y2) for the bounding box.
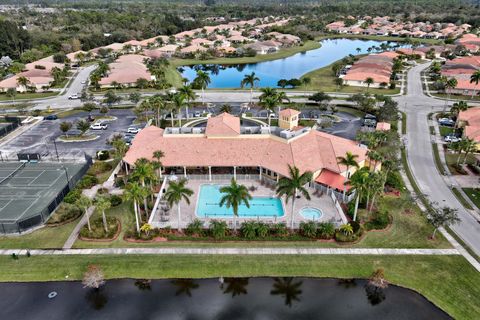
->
(276, 165, 313, 230)
(193, 70, 210, 105)
(365, 77, 374, 92)
(350, 167, 370, 221)
(164, 179, 194, 231)
(259, 95, 278, 126)
(301, 77, 311, 95)
(124, 182, 147, 234)
(470, 70, 480, 99)
(219, 179, 252, 232)
(461, 138, 477, 166)
(445, 77, 458, 104)
(152, 150, 165, 179)
(178, 85, 196, 119)
(95, 196, 111, 233)
(241, 72, 260, 105)
(171, 93, 186, 126)
(336, 152, 359, 201)
(77, 195, 92, 231)
(16, 76, 30, 92)
(132, 158, 156, 217)
(259, 87, 277, 102)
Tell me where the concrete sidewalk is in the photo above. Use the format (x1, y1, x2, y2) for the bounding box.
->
(3, 247, 461, 256)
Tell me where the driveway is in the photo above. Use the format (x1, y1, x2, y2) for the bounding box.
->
(0, 109, 138, 159)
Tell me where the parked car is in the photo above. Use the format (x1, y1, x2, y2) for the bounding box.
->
(68, 94, 79, 100)
(43, 115, 58, 120)
(127, 127, 140, 134)
(445, 135, 461, 143)
(90, 123, 108, 130)
(194, 111, 202, 118)
(438, 118, 455, 127)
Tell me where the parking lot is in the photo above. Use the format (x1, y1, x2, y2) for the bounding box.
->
(0, 109, 139, 160)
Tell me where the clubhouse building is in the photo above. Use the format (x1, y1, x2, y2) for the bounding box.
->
(123, 110, 377, 199)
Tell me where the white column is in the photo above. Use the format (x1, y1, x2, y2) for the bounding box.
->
(259, 167, 262, 180)
(183, 166, 187, 178)
(208, 166, 212, 181)
(233, 166, 236, 180)
(276, 174, 279, 183)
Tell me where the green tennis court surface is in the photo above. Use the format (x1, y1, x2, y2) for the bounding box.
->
(0, 162, 84, 226)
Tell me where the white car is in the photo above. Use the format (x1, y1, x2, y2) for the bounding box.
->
(194, 111, 202, 118)
(127, 127, 140, 134)
(90, 123, 108, 130)
(445, 135, 461, 143)
(68, 94, 79, 100)
(81, 80, 87, 84)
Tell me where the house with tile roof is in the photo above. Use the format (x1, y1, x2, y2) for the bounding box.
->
(457, 107, 480, 148)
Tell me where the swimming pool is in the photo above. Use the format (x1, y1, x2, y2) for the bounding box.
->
(300, 207, 323, 220)
(196, 184, 285, 218)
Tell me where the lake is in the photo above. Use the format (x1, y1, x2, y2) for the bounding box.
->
(180, 38, 406, 88)
(0, 277, 451, 319)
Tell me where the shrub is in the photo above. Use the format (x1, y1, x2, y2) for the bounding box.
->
(270, 223, 288, 237)
(385, 170, 404, 190)
(109, 195, 122, 207)
(96, 150, 110, 161)
(186, 219, 204, 236)
(300, 221, 317, 238)
(47, 203, 82, 224)
(256, 222, 269, 238)
(97, 187, 108, 195)
(317, 222, 335, 239)
(88, 161, 113, 175)
(114, 177, 125, 188)
(241, 221, 257, 239)
(77, 175, 98, 189)
(209, 220, 228, 240)
(335, 230, 359, 242)
(64, 188, 82, 204)
(350, 220, 361, 233)
(80, 216, 118, 239)
(365, 210, 390, 230)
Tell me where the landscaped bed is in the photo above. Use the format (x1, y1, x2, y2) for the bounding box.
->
(462, 188, 480, 210)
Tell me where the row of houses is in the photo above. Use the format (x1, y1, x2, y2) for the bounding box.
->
(326, 16, 472, 40)
(341, 51, 399, 88)
(98, 54, 154, 88)
(441, 42, 480, 96)
(458, 107, 480, 148)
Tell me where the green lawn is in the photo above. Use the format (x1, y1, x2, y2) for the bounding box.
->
(74, 194, 450, 249)
(171, 41, 321, 67)
(0, 219, 78, 249)
(0, 92, 57, 101)
(300, 62, 400, 94)
(452, 188, 474, 210)
(445, 153, 476, 174)
(432, 143, 446, 175)
(462, 188, 480, 210)
(439, 126, 454, 137)
(0, 254, 478, 319)
(432, 93, 480, 102)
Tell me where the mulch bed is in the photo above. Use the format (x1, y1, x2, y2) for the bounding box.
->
(78, 219, 121, 242)
(124, 236, 168, 243)
(45, 213, 82, 227)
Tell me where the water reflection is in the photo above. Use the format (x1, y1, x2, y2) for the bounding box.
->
(365, 284, 386, 306)
(337, 278, 357, 289)
(134, 279, 152, 291)
(171, 279, 199, 297)
(222, 278, 249, 297)
(270, 277, 303, 307)
(85, 288, 108, 310)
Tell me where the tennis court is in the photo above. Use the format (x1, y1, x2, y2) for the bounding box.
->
(0, 161, 88, 233)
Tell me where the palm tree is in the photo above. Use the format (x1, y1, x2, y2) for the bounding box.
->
(301, 77, 311, 95)
(76, 120, 90, 137)
(461, 138, 477, 166)
(365, 77, 374, 92)
(336, 152, 359, 201)
(164, 179, 194, 231)
(259, 87, 277, 102)
(178, 85, 195, 119)
(171, 93, 186, 126)
(132, 158, 156, 218)
(219, 104, 232, 113)
(259, 95, 278, 126)
(193, 70, 210, 105)
(356, 47, 361, 54)
(152, 150, 165, 179)
(59, 121, 72, 138)
(445, 77, 458, 103)
(219, 179, 252, 232)
(270, 277, 303, 307)
(276, 165, 313, 230)
(95, 196, 111, 233)
(124, 182, 147, 234)
(76, 195, 92, 231)
(470, 70, 480, 98)
(241, 72, 260, 105)
(350, 167, 370, 221)
(16, 76, 30, 92)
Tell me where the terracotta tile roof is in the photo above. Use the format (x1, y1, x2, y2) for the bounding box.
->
(123, 118, 368, 177)
(205, 113, 241, 137)
(99, 54, 152, 85)
(459, 107, 480, 127)
(315, 170, 350, 191)
(279, 108, 300, 117)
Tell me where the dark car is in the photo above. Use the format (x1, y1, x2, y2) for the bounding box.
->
(43, 115, 58, 120)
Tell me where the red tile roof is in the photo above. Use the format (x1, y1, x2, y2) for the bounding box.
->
(315, 170, 350, 191)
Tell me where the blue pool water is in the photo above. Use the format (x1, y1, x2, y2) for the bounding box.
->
(300, 207, 323, 220)
(180, 38, 406, 88)
(196, 184, 285, 218)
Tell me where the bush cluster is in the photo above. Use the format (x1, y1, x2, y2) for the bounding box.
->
(47, 203, 82, 224)
(364, 210, 391, 231)
(63, 188, 82, 204)
(77, 175, 99, 189)
(80, 216, 118, 239)
(88, 161, 113, 175)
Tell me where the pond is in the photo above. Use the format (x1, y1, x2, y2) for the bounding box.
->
(179, 38, 406, 88)
(0, 277, 451, 319)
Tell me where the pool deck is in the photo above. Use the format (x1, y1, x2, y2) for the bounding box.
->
(151, 179, 343, 229)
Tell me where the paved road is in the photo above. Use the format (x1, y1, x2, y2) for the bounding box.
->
(395, 62, 480, 257)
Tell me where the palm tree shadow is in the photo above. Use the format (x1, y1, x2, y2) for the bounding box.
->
(222, 278, 249, 297)
(171, 279, 199, 297)
(270, 277, 303, 307)
(85, 288, 108, 310)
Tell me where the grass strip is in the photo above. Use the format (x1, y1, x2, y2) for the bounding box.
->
(431, 143, 446, 175)
(401, 112, 407, 135)
(0, 254, 478, 319)
(451, 188, 474, 210)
